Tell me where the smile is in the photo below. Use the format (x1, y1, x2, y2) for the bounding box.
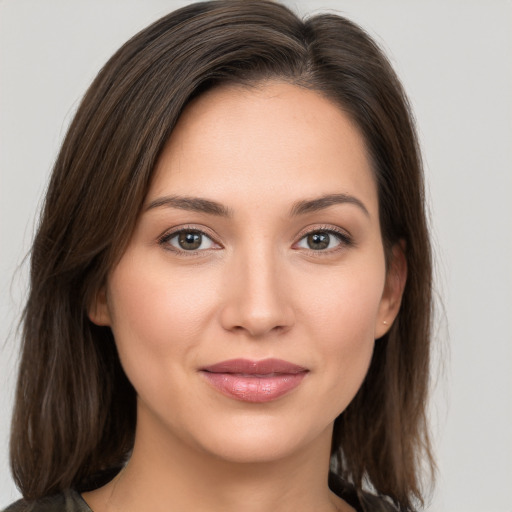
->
(200, 358, 308, 403)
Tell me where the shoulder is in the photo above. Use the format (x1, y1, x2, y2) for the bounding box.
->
(2, 490, 91, 512)
(357, 493, 399, 512)
(329, 473, 398, 512)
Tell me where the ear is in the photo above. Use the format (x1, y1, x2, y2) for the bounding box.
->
(375, 241, 407, 339)
(88, 285, 112, 326)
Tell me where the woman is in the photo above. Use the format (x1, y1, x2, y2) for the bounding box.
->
(5, 1, 434, 511)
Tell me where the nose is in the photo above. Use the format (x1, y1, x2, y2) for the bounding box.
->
(219, 246, 295, 338)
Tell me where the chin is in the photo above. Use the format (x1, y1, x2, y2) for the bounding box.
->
(199, 433, 312, 464)
(182, 410, 334, 465)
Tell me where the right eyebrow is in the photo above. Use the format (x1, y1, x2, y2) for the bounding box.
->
(144, 195, 232, 217)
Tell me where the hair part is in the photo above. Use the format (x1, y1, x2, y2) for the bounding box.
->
(10, 2, 434, 510)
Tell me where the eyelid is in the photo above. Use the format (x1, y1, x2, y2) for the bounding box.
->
(157, 224, 223, 254)
(156, 223, 353, 255)
(293, 224, 354, 252)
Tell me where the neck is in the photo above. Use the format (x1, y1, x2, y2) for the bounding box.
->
(83, 409, 348, 512)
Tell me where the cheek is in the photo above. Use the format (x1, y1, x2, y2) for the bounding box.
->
(301, 259, 385, 341)
(297, 259, 385, 408)
(105, 255, 218, 380)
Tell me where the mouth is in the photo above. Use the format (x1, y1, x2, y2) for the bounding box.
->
(199, 358, 308, 403)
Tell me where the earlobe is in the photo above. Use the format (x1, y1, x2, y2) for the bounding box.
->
(375, 242, 407, 339)
(88, 286, 112, 326)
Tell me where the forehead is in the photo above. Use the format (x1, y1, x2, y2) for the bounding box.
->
(150, 81, 378, 217)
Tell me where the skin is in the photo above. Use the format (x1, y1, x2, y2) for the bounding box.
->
(86, 81, 406, 512)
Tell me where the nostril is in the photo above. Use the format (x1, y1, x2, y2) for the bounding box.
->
(218, 272, 295, 337)
(229, 322, 288, 338)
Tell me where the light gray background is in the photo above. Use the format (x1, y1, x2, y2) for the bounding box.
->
(1, 1, 511, 511)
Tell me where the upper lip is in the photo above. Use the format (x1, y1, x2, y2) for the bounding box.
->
(201, 358, 308, 375)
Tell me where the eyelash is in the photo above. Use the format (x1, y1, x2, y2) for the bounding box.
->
(293, 225, 354, 254)
(157, 225, 221, 255)
(157, 225, 353, 256)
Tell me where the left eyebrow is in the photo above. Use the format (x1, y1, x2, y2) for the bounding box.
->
(290, 193, 370, 217)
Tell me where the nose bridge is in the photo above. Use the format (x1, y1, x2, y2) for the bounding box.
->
(220, 239, 293, 337)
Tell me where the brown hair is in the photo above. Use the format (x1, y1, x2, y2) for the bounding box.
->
(10, 1, 433, 510)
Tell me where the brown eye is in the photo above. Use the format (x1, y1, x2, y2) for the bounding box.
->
(306, 232, 330, 250)
(178, 231, 202, 250)
(295, 229, 351, 252)
(162, 230, 217, 252)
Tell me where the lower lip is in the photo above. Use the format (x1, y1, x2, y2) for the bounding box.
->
(201, 372, 307, 403)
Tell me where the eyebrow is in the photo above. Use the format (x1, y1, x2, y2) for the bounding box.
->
(145, 192, 369, 218)
(290, 193, 370, 217)
(145, 195, 232, 217)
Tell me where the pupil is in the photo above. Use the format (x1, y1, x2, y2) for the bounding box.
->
(308, 232, 329, 250)
(178, 231, 201, 250)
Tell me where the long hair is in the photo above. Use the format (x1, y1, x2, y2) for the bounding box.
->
(10, 1, 433, 510)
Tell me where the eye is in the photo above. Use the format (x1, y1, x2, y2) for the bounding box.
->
(295, 229, 351, 251)
(160, 229, 218, 252)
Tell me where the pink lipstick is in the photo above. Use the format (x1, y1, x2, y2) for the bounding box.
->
(200, 358, 308, 403)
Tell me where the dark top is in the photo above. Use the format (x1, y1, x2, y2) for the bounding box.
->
(3, 490, 90, 512)
(3, 475, 398, 512)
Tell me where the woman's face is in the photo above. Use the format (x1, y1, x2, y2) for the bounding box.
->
(91, 82, 403, 464)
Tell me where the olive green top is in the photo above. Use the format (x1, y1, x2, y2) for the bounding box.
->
(3, 476, 398, 512)
(3, 490, 90, 512)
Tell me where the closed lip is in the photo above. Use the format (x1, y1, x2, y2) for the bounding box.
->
(200, 358, 308, 375)
(199, 358, 309, 403)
